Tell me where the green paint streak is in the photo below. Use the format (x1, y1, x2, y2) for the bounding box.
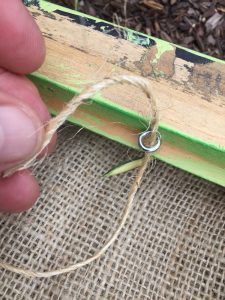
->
(126, 31, 152, 47)
(152, 40, 174, 63)
(100, 26, 107, 32)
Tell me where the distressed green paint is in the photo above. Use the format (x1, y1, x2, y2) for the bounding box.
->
(38, 0, 205, 72)
(37, 0, 192, 65)
(39, 0, 223, 66)
(126, 30, 152, 47)
(152, 40, 174, 64)
(150, 39, 174, 76)
(27, 2, 225, 186)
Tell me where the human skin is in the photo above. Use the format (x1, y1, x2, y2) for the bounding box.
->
(0, 0, 56, 213)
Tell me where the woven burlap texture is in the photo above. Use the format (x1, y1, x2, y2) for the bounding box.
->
(0, 125, 225, 299)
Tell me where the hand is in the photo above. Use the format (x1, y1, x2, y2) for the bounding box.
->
(0, 0, 56, 213)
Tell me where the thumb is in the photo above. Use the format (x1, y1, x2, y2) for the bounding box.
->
(0, 94, 44, 173)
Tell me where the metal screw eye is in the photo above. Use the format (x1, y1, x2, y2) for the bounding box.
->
(138, 131, 161, 153)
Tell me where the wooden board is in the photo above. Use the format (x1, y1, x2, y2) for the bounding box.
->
(27, 1, 225, 186)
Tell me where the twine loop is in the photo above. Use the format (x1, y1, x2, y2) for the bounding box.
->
(0, 75, 160, 277)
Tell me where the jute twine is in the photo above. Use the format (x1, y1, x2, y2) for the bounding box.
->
(0, 75, 159, 278)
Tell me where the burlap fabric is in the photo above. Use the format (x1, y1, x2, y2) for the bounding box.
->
(0, 125, 225, 299)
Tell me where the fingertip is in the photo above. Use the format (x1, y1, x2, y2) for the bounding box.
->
(0, 71, 57, 178)
(0, 95, 45, 170)
(0, 170, 40, 213)
(0, 69, 50, 124)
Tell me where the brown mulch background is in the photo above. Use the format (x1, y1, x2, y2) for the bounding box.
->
(52, 0, 225, 60)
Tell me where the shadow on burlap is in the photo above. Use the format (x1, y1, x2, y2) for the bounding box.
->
(0, 125, 225, 299)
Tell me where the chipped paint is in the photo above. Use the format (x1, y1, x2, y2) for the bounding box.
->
(173, 58, 194, 83)
(37, 0, 225, 92)
(152, 40, 174, 64)
(38, 0, 223, 67)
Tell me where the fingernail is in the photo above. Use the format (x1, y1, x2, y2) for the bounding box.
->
(0, 105, 43, 164)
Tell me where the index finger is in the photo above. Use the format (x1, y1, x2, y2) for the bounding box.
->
(0, 0, 45, 74)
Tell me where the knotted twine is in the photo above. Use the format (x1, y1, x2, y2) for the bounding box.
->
(0, 75, 159, 278)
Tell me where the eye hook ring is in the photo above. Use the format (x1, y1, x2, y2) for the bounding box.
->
(138, 131, 161, 153)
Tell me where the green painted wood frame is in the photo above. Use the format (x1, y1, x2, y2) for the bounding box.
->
(25, 0, 225, 187)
